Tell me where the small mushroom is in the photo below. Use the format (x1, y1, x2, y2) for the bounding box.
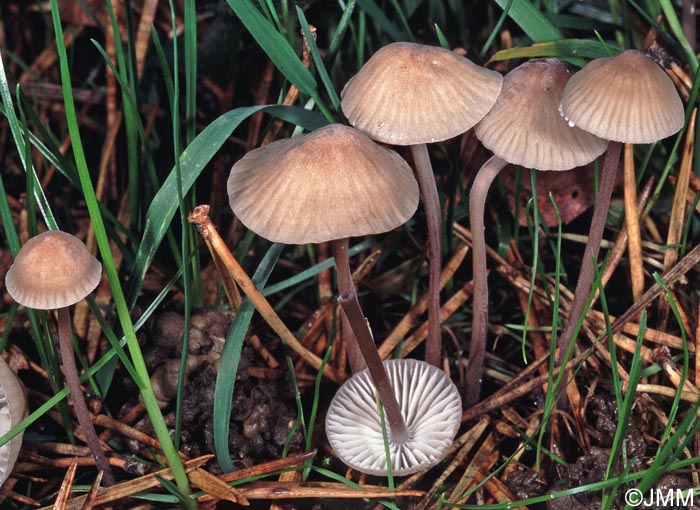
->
(341, 42, 503, 367)
(467, 58, 606, 405)
(0, 357, 27, 486)
(325, 358, 461, 476)
(5, 231, 114, 485)
(556, 50, 684, 368)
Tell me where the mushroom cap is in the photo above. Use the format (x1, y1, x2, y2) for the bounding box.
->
(0, 357, 27, 486)
(560, 49, 684, 144)
(5, 231, 102, 310)
(475, 58, 607, 171)
(325, 359, 462, 476)
(227, 124, 419, 244)
(341, 42, 504, 145)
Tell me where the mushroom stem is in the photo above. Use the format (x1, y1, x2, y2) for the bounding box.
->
(556, 140, 622, 367)
(337, 291, 408, 443)
(57, 306, 115, 486)
(466, 155, 509, 406)
(331, 238, 365, 373)
(410, 144, 442, 367)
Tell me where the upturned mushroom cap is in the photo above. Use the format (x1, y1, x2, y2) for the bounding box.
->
(0, 357, 27, 486)
(5, 231, 102, 310)
(227, 124, 419, 244)
(560, 49, 684, 144)
(475, 58, 607, 171)
(341, 42, 503, 145)
(325, 359, 462, 476)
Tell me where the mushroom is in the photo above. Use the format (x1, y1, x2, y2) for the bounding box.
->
(556, 50, 684, 368)
(0, 357, 27, 487)
(227, 123, 419, 373)
(468, 59, 607, 405)
(341, 42, 503, 367)
(325, 358, 461, 476)
(4, 231, 114, 485)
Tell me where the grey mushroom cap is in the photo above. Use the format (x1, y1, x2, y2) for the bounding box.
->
(560, 49, 684, 144)
(0, 357, 27, 486)
(227, 124, 419, 244)
(5, 231, 102, 310)
(475, 58, 607, 171)
(341, 42, 503, 145)
(325, 359, 462, 476)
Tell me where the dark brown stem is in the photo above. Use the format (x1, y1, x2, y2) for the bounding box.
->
(411, 144, 442, 367)
(57, 307, 115, 486)
(331, 238, 365, 373)
(466, 155, 508, 406)
(556, 140, 622, 367)
(337, 291, 408, 442)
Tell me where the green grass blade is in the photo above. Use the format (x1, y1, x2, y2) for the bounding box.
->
(226, 0, 317, 95)
(126, 104, 326, 307)
(326, 0, 357, 67)
(297, 6, 341, 110)
(491, 0, 563, 43)
(488, 39, 619, 63)
(214, 243, 284, 472)
(356, 0, 403, 41)
(659, 0, 699, 72)
(48, 0, 192, 500)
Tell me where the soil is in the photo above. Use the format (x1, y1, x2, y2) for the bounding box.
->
(122, 308, 303, 469)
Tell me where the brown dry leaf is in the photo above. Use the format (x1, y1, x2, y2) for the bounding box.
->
(499, 160, 623, 227)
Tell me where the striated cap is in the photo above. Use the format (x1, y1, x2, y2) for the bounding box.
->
(341, 42, 503, 145)
(0, 357, 27, 486)
(227, 124, 419, 244)
(5, 231, 102, 310)
(325, 359, 462, 476)
(475, 58, 607, 171)
(560, 49, 684, 144)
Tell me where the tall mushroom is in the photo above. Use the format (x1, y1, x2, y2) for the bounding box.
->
(5, 231, 114, 485)
(468, 59, 607, 405)
(341, 42, 503, 367)
(0, 357, 27, 487)
(556, 50, 684, 369)
(228, 124, 420, 438)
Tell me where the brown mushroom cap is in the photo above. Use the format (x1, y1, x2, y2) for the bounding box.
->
(475, 58, 607, 171)
(5, 231, 102, 310)
(227, 124, 419, 244)
(325, 359, 462, 476)
(560, 49, 684, 144)
(0, 357, 27, 486)
(341, 42, 504, 145)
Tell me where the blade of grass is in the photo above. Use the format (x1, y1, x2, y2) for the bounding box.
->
(491, 0, 563, 43)
(48, 0, 192, 500)
(126, 104, 326, 307)
(488, 39, 618, 64)
(356, 0, 403, 41)
(104, 0, 141, 229)
(601, 312, 647, 510)
(226, 0, 320, 100)
(326, 0, 357, 67)
(659, 0, 699, 72)
(297, 6, 341, 110)
(214, 243, 284, 472)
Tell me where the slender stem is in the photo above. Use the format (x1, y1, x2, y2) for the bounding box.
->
(337, 291, 408, 442)
(57, 307, 115, 486)
(410, 144, 442, 367)
(331, 238, 365, 373)
(556, 141, 622, 367)
(466, 155, 508, 406)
